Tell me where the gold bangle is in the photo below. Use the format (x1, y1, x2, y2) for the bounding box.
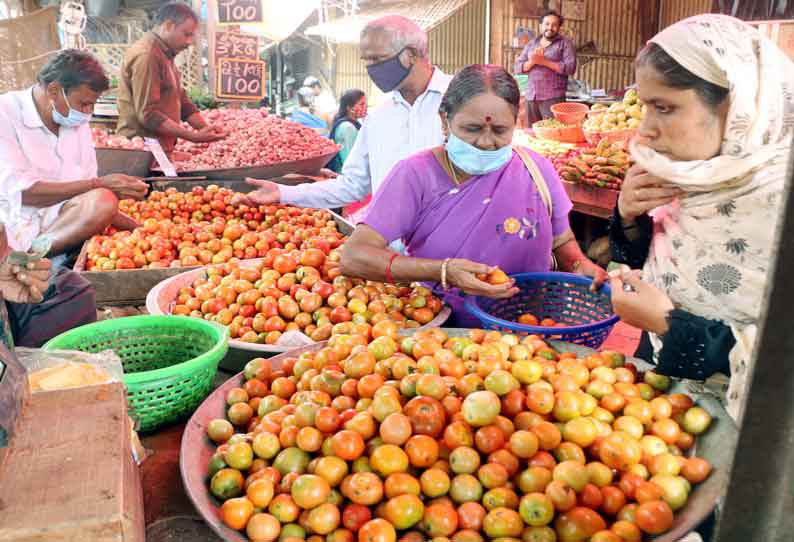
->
(441, 258, 452, 290)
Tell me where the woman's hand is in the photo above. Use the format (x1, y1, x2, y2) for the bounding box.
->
(574, 259, 609, 291)
(618, 165, 683, 223)
(609, 266, 674, 335)
(0, 259, 51, 304)
(447, 259, 519, 299)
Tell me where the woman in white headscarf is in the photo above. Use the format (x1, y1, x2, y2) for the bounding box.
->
(608, 14, 794, 421)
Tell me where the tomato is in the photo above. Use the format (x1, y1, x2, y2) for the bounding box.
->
(384, 494, 424, 529)
(682, 406, 712, 434)
(330, 430, 365, 461)
(420, 468, 451, 497)
(247, 478, 275, 508)
(553, 460, 589, 492)
(635, 499, 674, 535)
(306, 503, 341, 535)
(341, 472, 383, 505)
(220, 497, 254, 530)
(482, 507, 523, 538)
(554, 507, 607, 542)
(449, 473, 484, 504)
(313, 456, 348, 487)
(420, 503, 458, 537)
(461, 390, 501, 426)
(599, 431, 643, 471)
(457, 501, 487, 531)
(207, 418, 234, 443)
(545, 479, 577, 512)
(210, 468, 245, 500)
(449, 446, 481, 475)
(508, 430, 540, 459)
(358, 518, 396, 542)
(403, 397, 447, 437)
(290, 474, 331, 509)
(379, 413, 413, 445)
(245, 512, 281, 542)
(370, 444, 410, 477)
(681, 457, 712, 483)
(519, 493, 555, 526)
(342, 503, 371, 532)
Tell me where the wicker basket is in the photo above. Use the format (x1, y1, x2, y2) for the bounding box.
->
(43, 315, 229, 432)
(533, 122, 585, 144)
(464, 272, 619, 348)
(550, 102, 589, 124)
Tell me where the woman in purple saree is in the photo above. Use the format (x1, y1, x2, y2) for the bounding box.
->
(341, 65, 606, 326)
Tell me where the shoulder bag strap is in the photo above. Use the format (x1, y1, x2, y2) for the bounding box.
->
(513, 146, 553, 220)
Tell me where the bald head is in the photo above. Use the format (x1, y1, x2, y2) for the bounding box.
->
(361, 15, 428, 58)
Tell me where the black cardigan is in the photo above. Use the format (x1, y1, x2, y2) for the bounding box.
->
(609, 209, 733, 379)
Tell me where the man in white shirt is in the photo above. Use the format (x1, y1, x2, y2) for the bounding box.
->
(236, 15, 452, 210)
(0, 50, 147, 255)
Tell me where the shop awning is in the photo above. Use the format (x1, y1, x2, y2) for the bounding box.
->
(305, 0, 472, 43)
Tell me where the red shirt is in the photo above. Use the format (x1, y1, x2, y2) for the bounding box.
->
(514, 35, 577, 101)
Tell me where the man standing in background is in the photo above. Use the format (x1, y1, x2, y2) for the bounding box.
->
(117, 2, 226, 153)
(514, 10, 576, 125)
(303, 76, 337, 128)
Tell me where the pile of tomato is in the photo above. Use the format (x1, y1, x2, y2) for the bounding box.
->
(174, 259, 444, 344)
(84, 186, 345, 271)
(205, 326, 713, 542)
(173, 108, 340, 171)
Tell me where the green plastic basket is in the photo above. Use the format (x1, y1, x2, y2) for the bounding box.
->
(43, 315, 229, 432)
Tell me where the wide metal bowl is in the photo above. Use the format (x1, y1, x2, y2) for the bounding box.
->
(180, 329, 737, 542)
(96, 148, 153, 177)
(170, 149, 339, 181)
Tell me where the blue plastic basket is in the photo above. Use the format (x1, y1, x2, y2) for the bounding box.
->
(464, 272, 619, 348)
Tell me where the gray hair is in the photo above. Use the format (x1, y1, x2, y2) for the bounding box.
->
(297, 87, 315, 108)
(361, 15, 428, 58)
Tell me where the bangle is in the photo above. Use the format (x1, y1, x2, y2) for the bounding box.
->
(385, 253, 399, 284)
(440, 258, 452, 290)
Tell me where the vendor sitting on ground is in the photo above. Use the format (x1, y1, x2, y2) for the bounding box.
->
(341, 64, 606, 326)
(0, 49, 148, 260)
(0, 225, 96, 348)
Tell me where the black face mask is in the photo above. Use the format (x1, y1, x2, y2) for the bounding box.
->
(366, 47, 412, 93)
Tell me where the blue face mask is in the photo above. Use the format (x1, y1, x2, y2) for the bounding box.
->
(52, 88, 92, 127)
(445, 132, 513, 175)
(366, 48, 411, 93)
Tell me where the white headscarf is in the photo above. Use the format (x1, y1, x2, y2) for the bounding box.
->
(629, 14, 794, 421)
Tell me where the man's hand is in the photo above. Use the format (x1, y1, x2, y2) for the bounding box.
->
(98, 174, 148, 200)
(447, 259, 519, 299)
(231, 178, 282, 207)
(0, 259, 51, 304)
(187, 126, 228, 143)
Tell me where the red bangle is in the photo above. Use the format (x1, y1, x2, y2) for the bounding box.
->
(385, 253, 399, 284)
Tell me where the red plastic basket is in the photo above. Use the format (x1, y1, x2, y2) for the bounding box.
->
(551, 102, 589, 124)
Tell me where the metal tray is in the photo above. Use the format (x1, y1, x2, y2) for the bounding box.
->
(180, 329, 737, 542)
(96, 148, 153, 177)
(171, 149, 339, 181)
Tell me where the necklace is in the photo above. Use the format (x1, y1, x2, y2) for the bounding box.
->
(444, 150, 461, 186)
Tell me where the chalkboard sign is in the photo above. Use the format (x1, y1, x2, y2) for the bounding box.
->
(218, 0, 263, 25)
(216, 58, 266, 100)
(215, 30, 259, 61)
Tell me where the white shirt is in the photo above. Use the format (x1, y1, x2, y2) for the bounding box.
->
(0, 88, 97, 250)
(314, 90, 338, 118)
(281, 68, 453, 208)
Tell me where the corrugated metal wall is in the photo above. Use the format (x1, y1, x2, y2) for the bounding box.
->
(334, 0, 486, 103)
(660, 0, 713, 29)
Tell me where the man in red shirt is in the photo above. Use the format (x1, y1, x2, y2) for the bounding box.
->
(514, 10, 577, 126)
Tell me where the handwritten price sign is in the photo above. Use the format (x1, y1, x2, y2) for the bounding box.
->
(215, 31, 259, 61)
(216, 58, 266, 100)
(217, 0, 263, 24)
